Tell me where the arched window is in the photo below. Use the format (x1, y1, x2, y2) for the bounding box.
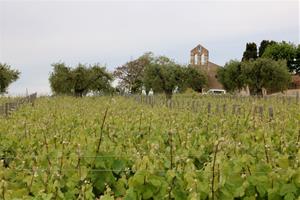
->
(194, 54, 198, 65)
(201, 54, 205, 65)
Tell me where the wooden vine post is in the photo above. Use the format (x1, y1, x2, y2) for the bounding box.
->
(211, 139, 223, 200)
(268, 107, 274, 121)
(5, 103, 9, 117)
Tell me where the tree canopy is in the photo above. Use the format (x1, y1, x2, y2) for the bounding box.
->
(295, 45, 300, 74)
(114, 53, 207, 97)
(217, 60, 245, 92)
(49, 63, 112, 97)
(184, 66, 207, 92)
(0, 63, 20, 94)
(143, 56, 207, 99)
(262, 42, 299, 74)
(258, 40, 276, 57)
(114, 52, 153, 93)
(49, 63, 73, 95)
(217, 58, 291, 95)
(242, 42, 258, 61)
(143, 56, 184, 99)
(242, 58, 291, 95)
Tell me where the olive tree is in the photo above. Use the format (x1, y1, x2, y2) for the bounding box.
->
(0, 63, 20, 94)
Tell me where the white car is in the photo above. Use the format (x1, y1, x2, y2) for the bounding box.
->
(207, 89, 226, 95)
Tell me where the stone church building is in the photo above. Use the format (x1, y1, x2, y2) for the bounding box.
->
(190, 44, 223, 91)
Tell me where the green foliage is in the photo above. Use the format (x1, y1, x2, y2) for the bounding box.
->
(143, 56, 185, 99)
(115, 53, 208, 96)
(0, 63, 20, 94)
(114, 52, 153, 93)
(49, 63, 112, 96)
(1, 96, 300, 199)
(262, 41, 298, 73)
(258, 40, 277, 57)
(218, 58, 291, 95)
(72, 64, 91, 97)
(183, 66, 207, 92)
(89, 65, 114, 95)
(126, 171, 168, 199)
(217, 60, 245, 92)
(242, 42, 258, 61)
(241, 58, 291, 95)
(48, 63, 73, 95)
(295, 45, 300, 74)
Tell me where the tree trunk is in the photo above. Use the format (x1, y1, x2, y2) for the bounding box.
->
(165, 92, 172, 108)
(165, 92, 172, 100)
(257, 88, 263, 97)
(74, 89, 84, 97)
(250, 87, 263, 97)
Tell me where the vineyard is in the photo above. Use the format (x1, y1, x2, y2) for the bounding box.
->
(0, 95, 299, 199)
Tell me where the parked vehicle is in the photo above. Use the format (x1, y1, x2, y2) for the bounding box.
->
(207, 89, 226, 95)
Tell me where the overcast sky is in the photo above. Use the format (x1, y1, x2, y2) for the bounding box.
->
(0, 0, 299, 95)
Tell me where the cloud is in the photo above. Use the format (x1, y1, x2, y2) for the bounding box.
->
(0, 0, 298, 94)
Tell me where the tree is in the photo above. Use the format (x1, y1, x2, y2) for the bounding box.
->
(143, 56, 185, 99)
(114, 52, 153, 93)
(241, 58, 291, 95)
(242, 42, 258, 61)
(217, 58, 291, 95)
(89, 65, 113, 95)
(0, 63, 20, 94)
(49, 63, 112, 97)
(294, 45, 300, 74)
(71, 64, 91, 97)
(184, 66, 207, 92)
(258, 40, 276, 57)
(49, 63, 74, 95)
(262, 41, 298, 73)
(217, 60, 245, 92)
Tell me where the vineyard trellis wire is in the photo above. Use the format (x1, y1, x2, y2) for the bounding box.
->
(0, 93, 37, 117)
(1, 168, 292, 174)
(128, 94, 299, 120)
